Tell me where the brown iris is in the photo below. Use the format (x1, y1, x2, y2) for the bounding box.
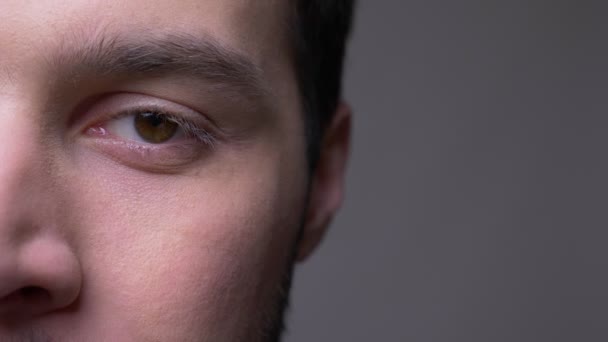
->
(134, 112, 179, 143)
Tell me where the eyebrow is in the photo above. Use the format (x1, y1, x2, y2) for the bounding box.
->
(51, 31, 269, 100)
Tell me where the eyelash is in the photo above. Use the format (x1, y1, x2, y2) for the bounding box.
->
(105, 106, 217, 147)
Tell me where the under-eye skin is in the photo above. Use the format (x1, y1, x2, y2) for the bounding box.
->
(83, 106, 217, 171)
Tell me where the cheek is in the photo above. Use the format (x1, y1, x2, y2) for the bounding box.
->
(61, 150, 306, 340)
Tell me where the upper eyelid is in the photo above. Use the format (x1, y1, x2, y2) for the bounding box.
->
(107, 105, 190, 124)
(83, 95, 199, 126)
(73, 92, 223, 136)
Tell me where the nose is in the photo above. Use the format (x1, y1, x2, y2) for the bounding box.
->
(0, 238, 82, 319)
(0, 108, 82, 321)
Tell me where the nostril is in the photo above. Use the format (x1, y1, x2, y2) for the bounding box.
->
(0, 286, 52, 315)
(0, 286, 51, 306)
(19, 286, 51, 302)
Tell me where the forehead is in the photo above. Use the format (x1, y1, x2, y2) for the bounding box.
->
(0, 0, 290, 72)
(0, 0, 300, 128)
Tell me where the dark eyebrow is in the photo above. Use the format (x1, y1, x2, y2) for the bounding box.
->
(52, 32, 269, 100)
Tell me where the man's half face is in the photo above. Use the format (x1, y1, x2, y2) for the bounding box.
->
(0, 1, 314, 340)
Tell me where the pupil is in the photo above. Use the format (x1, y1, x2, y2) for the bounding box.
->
(147, 114, 164, 127)
(134, 112, 178, 143)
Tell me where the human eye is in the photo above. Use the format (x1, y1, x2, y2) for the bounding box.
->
(81, 95, 218, 172)
(92, 107, 215, 145)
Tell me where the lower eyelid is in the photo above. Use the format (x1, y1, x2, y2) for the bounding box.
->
(83, 133, 207, 172)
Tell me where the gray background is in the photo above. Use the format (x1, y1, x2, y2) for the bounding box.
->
(285, 1, 608, 342)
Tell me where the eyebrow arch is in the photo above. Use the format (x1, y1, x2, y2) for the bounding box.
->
(52, 31, 269, 100)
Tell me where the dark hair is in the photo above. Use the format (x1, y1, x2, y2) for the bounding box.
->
(291, 0, 356, 170)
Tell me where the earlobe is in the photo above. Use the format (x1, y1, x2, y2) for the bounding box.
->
(297, 102, 352, 262)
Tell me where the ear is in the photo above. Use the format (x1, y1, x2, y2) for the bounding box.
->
(296, 101, 352, 262)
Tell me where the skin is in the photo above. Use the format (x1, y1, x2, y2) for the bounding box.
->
(0, 1, 350, 341)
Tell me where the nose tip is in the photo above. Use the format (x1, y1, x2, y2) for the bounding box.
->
(0, 237, 82, 319)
